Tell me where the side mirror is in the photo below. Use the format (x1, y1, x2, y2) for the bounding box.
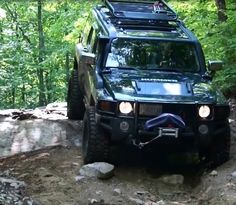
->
(208, 60, 223, 72)
(81, 52, 96, 65)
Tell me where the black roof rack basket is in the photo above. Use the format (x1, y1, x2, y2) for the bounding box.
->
(103, 0, 178, 21)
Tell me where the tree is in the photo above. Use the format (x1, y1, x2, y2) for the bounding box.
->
(1, 0, 233, 109)
(37, 0, 47, 106)
(215, 0, 227, 21)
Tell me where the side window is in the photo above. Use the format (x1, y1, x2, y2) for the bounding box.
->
(86, 26, 98, 54)
(91, 30, 98, 54)
(81, 21, 92, 46)
(86, 27, 94, 47)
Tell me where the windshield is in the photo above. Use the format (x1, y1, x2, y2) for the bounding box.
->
(105, 39, 200, 72)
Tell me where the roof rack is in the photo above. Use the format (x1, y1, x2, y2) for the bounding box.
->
(103, 0, 178, 21)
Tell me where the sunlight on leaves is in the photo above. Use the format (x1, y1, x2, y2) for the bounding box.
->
(0, 8, 6, 19)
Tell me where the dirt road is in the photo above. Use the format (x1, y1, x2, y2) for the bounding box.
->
(0, 103, 236, 205)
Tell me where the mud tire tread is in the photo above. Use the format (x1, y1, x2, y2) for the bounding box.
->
(82, 106, 109, 164)
(67, 69, 85, 120)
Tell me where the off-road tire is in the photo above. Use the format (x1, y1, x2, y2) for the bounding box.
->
(82, 106, 109, 164)
(200, 124, 231, 167)
(67, 69, 85, 120)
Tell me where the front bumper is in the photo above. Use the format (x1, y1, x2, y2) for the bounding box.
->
(97, 112, 229, 147)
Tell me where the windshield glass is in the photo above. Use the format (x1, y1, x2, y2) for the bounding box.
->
(105, 39, 200, 72)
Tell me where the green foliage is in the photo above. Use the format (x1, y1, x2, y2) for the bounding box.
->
(0, 0, 235, 109)
(171, 0, 236, 96)
(0, 0, 98, 108)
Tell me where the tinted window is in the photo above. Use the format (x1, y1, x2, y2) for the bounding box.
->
(86, 27, 98, 54)
(106, 39, 200, 72)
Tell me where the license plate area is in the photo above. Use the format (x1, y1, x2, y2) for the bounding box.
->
(139, 104, 162, 116)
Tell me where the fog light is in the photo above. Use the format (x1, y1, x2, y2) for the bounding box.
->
(198, 124, 209, 135)
(120, 121, 129, 132)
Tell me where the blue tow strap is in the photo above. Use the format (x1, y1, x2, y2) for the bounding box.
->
(144, 113, 185, 130)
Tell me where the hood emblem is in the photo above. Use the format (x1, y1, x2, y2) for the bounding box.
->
(141, 78, 178, 83)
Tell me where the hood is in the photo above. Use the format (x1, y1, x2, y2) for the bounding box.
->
(103, 69, 221, 104)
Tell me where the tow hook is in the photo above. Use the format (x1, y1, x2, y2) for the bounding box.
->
(133, 128, 179, 149)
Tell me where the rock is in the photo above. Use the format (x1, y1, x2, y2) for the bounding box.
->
(129, 197, 144, 205)
(89, 198, 98, 204)
(96, 190, 103, 195)
(155, 200, 165, 205)
(46, 102, 67, 114)
(224, 194, 236, 204)
(231, 171, 236, 177)
(72, 162, 79, 166)
(0, 177, 29, 204)
(88, 199, 105, 204)
(209, 170, 218, 177)
(160, 174, 184, 185)
(1, 169, 14, 177)
(79, 162, 115, 179)
(75, 175, 86, 182)
(0, 177, 26, 188)
(0, 109, 20, 117)
(14, 112, 37, 120)
(18, 173, 30, 180)
(113, 188, 121, 195)
(199, 186, 213, 202)
(135, 190, 148, 196)
(144, 200, 165, 205)
(37, 168, 54, 178)
(22, 198, 41, 205)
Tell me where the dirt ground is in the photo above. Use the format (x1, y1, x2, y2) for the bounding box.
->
(0, 102, 236, 205)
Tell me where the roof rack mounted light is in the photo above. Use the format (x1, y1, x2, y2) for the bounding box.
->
(103, 0, 177, 21)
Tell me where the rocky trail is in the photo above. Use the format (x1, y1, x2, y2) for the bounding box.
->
(0, 101, 236, 205)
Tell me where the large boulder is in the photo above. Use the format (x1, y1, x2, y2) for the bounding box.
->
(79, 162, 115, 179)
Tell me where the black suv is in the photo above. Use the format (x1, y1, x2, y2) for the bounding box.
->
(67, 0, 231, 165)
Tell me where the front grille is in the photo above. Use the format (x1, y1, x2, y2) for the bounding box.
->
(138, 103, 197, 126)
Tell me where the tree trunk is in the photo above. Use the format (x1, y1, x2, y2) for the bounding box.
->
(21, 84, 26, 105)
(11, 86, 15, 108)
(65, 51, 70, 87)
(37, 0, 47, 106)
(45, 71, 53, 102)
(215, 0, 227, 21)
(64, 3, 70, 100)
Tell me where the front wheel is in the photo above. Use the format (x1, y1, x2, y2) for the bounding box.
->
(82, 106, 110, 164)
(200, 124, 231, 167)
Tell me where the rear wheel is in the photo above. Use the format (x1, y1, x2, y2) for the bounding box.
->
(82, 106, 109, 164)
(67, 69, 85, 120)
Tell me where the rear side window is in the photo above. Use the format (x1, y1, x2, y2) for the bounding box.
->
(86, 26, 98, 54)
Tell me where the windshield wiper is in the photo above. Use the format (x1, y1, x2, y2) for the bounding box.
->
(102, 66, 140, 73)
(157, 68, 182, 73)
(117, 66, 140, 71)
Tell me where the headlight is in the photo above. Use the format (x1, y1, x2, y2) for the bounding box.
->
(119, 102, 133, 114)
(198, 105, 211, 118)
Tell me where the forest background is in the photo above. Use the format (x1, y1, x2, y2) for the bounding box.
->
(0, 0, 235, 109)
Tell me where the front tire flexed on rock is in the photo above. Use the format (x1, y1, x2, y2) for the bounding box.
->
(82, 106, 110, 164)
(200, 124, 231, 167)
